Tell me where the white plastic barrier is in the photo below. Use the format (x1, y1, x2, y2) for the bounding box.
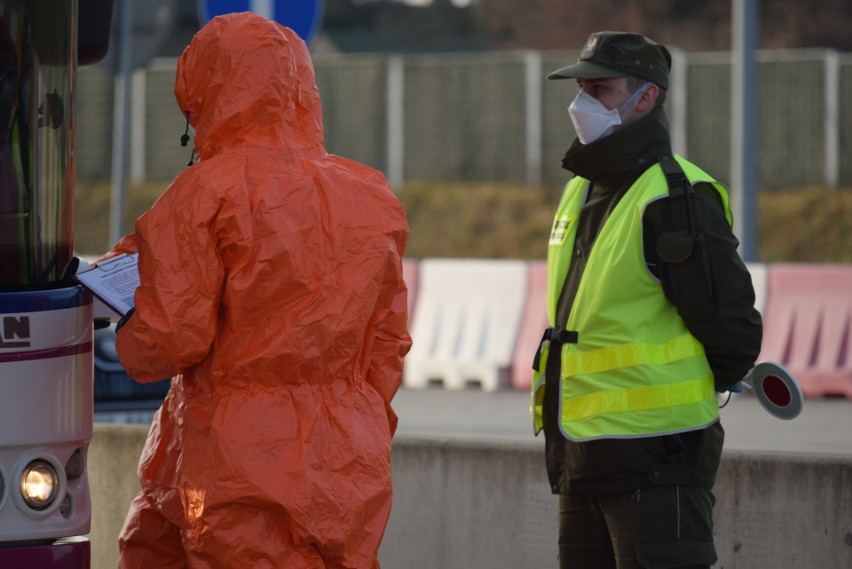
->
(403, 259, 528, 391)
(746, 262, 767, 314)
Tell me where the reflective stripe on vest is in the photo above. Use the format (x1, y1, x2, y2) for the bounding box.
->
(531, 155, 731, 440)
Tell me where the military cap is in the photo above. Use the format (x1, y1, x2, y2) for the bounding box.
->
(548, 31, 672, 90)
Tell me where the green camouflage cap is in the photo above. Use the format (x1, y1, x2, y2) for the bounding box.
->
(548, 31, 671, 90)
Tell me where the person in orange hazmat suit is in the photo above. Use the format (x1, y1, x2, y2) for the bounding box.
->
(100, 12, 412, 569)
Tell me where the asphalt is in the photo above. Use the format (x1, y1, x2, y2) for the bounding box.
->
(391, 387, 852, 456)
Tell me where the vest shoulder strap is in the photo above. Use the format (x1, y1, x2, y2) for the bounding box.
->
(657, 154, 698, 237)
(657, 154, 693, 199)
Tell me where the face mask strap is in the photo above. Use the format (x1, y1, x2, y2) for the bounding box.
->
(618, 82, 651, 115)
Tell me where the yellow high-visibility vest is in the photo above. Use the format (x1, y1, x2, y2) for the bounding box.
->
(531, 155, 732, 441)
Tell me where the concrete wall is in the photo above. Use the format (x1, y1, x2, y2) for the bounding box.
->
(87, 424, 148, 568)
(88, 425, 852, 568)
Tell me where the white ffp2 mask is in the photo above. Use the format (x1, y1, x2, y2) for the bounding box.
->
(567, 84, 650, 144)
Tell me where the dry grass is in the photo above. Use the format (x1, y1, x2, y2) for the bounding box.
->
(397, 181, 557, 260)
(758, 187, 852, 263)
(73, 180, 852, 263)
(74, 182, 165, 255)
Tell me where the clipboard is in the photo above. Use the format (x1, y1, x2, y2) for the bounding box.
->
(74, 253, 140, 316)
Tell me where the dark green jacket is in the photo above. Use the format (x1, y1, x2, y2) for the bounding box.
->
(543, 107, 763, 496)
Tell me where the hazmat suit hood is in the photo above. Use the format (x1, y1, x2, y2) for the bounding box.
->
(175, 13, 324, 160)
(105, 12, 411, 569)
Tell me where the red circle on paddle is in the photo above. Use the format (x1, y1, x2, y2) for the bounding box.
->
(763, 375, 792, 407)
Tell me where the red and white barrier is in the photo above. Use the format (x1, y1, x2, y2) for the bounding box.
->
(401, 259, 852, 399)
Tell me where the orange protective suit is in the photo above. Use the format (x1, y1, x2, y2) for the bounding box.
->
(107, 13, 411, 569)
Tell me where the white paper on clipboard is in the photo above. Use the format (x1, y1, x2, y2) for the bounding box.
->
(74, 253, 140, 316)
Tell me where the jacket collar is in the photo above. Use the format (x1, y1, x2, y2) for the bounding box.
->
(561, 107, 673, 190)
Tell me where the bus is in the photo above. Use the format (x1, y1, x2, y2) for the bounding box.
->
(0, 1, 114, 566)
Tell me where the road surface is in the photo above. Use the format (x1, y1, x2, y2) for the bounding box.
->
(392, 387, 852, 456)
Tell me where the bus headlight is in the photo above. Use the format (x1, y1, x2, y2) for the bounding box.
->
(20, 460, 60, 510)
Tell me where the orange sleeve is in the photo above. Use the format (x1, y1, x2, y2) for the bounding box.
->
(115, 174, 226, 383)
(365, 232, 412, 435)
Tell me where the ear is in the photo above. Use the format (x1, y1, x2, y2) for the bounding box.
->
(636, 84, 659, 113)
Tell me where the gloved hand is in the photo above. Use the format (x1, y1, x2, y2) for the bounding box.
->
(717, 382, 744, 394)
(115, 307, 136, 332)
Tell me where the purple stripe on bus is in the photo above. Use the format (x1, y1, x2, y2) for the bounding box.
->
(0, 538, 90, 568)
(0, 341, 93, 364)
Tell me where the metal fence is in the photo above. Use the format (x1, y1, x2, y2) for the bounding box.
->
(75, 48, 852, 191)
